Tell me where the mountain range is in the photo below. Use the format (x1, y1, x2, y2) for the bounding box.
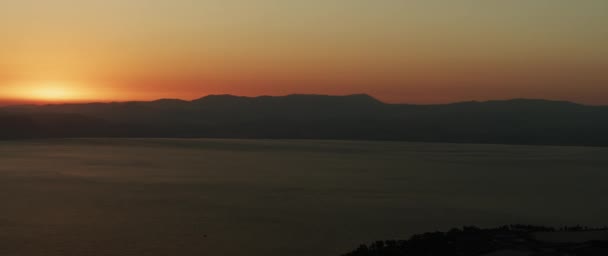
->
(2, 94, 607, 146)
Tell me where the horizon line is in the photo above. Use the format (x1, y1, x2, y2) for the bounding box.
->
(0, 93, 604, 107)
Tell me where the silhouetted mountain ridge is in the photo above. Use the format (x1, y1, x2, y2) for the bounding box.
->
(1, 94, 607, 146)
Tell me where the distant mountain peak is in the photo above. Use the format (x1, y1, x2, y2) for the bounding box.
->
(487, 98, 582, 105)
(443, 98, 585, 108)
(191, 94, 249, 103)
(152, 98, 188, 103)
(191, 94, 385, 107)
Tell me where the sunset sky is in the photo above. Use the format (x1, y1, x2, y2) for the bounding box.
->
(1, 1, 607, 105)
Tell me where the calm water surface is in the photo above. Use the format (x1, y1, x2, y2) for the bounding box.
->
(1, 139, 608, 256)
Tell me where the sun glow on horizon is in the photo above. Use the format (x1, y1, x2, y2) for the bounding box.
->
(0, 81, 99, 102)
(31, 86, 74, 101)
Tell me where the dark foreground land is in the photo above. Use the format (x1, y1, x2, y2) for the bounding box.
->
(344, 225, 608, 256)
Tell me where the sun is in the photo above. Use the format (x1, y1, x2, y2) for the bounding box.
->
(30, 86, 75, 101)
(1, 81, 92, 102)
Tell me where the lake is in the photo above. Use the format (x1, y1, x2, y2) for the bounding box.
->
(1, 139, 607, 256)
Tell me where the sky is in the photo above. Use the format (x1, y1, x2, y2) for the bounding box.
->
(0, 0, 607, 104)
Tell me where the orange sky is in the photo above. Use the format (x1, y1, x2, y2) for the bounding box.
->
(1, 1, 607, 105)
